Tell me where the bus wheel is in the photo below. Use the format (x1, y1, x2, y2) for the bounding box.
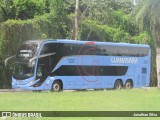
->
(114, 80, 123, 90)
(52, 81, 62, 92)
(125, 80, 133, 89)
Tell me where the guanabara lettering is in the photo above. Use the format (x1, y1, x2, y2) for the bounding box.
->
(111, 57, 138, 64)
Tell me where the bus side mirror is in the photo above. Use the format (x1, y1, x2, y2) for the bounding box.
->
(4, 55, 16, 67)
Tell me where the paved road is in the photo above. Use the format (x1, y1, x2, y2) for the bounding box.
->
(0, 89, 76, 92)
(0, 89, 30, 92)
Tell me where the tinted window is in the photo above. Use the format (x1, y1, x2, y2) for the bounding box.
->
(37, 43, 64, 80)
(40, 43, 149, 57)
(95, 45, 149, 57)
(52, 65, 128, 76)
(142, 68, 147, 74)
(40, 43, 60, 55)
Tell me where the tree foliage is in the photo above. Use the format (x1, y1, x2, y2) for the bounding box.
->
(132, 0, 160, 86)
(132, 0, 160, 39)
(0, 0, 45, 21)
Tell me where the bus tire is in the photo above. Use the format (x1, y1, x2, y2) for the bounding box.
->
(51, 81, 62, 92)
(125, 80, 133, 89)
(114, 80, 123, 90)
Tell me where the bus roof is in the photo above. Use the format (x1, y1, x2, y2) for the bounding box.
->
(24, 39, 150, 48)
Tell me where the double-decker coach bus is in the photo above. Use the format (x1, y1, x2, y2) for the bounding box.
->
(12, 39, 151, 91)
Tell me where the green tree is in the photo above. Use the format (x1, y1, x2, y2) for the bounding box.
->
(75, 0, 135, 40)
(133, 0, 160, 40)
(0, 0, 46, 21)
(0, 0, 15, 21)
(132, 0, 160, 86)
(13, 0, 45, 20)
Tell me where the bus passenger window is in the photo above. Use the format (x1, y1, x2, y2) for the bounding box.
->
(142, 68, 147, 74)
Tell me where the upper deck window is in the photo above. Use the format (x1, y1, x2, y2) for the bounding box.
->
(96, 45, 149, 57)
(39, 42, 149, 57)
(40, 43, 60, 55)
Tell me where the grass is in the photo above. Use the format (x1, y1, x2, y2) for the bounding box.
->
(0, 88, 160, 120)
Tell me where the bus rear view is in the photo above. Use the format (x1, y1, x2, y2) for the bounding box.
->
(12, 39, 151, 91)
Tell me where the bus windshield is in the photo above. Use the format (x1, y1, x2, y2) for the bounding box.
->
(13, 62, 35, 80)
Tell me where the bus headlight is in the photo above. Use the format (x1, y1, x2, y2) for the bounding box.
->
(50, 77, 54, 80)
(28, 80, 35, 85)
(46, 80, 50, 84)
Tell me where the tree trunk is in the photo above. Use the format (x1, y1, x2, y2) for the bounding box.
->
(156, 26, 160, 88)
(157, 52, 159, 88)
(156, 42, 160, 88)
(74, 0, 79, 40)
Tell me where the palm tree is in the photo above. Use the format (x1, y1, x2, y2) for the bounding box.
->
(133, 0, 160, 87)
(133, 0, 160, 40)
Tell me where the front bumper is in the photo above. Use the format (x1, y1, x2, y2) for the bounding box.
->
(12, 76, 54, 91)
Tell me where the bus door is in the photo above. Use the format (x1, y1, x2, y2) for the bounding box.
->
(36, 64, 50, 88)
(136, 67, 148, 87)
(65, 67, 88, 89)
(74, 76, 99, 89)
(74, 72, 88, 89)
(65, 66, 75, 89)
(74, 65, 100, 89)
